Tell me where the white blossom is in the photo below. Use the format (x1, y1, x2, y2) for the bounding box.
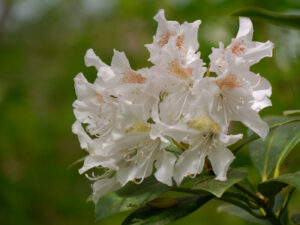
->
(72, 10, 274, 201)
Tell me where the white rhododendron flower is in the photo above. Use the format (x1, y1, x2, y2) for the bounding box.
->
(72, 10, 273, 203)
(145, 9, 201, 65)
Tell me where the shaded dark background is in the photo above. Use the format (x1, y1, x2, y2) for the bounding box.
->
(1, 0, 300, 224)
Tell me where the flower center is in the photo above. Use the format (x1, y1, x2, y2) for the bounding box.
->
(94, 93, 105, 103)
(158, 31, 175, 46)
(228, 39, 246, 56)
(216, 73, 241, 91)
(122, 70, 146, 84)
(126, 119, 151, 133)
(176, 35, 184, 50)
(168, 59, 193, 80)
(187, 114, 220, 133)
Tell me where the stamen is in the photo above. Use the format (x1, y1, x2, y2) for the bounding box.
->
(252, 77, 262, 89)
(85, 169, 113, 181)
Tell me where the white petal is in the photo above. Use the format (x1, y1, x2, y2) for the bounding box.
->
(98, 66, 116, 82)
(116, 161, 152, 186)
(73, 102, 91, 123)
(208, 147, 235, 181)
(236, 17, 253, 41)
(233, 104, 269, 139)
(251, 97, 272, 112)
(91, 178, 121, 203)
(209, 42, 226, 75)
(154, 9, 179, 35)
(180, 20, 201, 52)
(218, 133, 243, 146)
(111, 49, 131, 74)
(242, 40, 274, 65)
(84, 48, 106, 69)
(72, 121, 91, 151)
(74, 73, 93, 99)
(174, 150, 205, 185)
(244, 72, 272, 99)
(154, 150, 177, 186)
(79, 154, 118, 174)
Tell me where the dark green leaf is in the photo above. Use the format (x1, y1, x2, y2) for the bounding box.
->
(122, 195, 213, 225)
(239, 178, 256, 193)
(292, 214, 300, 225)
(258, 171, 300, 199)
(273, 192, 285, 213)
(258, 181, 287, 200)
(192, 168, 248, 198)
(232, 7, 300, 29)
(218, 205, 271, 225)
(260, 171, 300, 189)
(248, 116, 300, 180)
(95, 176, 170, 221)
(147, 197, 180, 209)
(280, 205, 289, 225)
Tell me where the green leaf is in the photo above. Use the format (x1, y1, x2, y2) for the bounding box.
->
(248, 116, 300, 180)
(280, 205, 289, 225)
(218, 205, 271, 225)
(122, 195, 213, 225)
(272, 192, 284, 213)
(146, 197, 180, 209)
(232, 7, 300, 29)
(165, 144, 182, 156)
(259, 181, 287, 200)
(292, 214, 300, 225)
(259, 171, 300, 190)
(258, 171, 300, 199)
(165, 136, 183, 156)
(232, 117, 300, 154)
(95, 176, 170, 221)
(192, 168, 248, 198)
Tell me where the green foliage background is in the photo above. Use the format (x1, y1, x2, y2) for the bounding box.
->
(0, 0, 299, 224)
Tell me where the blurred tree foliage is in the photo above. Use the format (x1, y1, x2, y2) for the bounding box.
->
(0, 0, 299, 225)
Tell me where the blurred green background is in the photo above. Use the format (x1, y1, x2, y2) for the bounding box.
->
(1, 0, 300, 224)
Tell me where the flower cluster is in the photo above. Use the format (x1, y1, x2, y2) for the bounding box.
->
(72, 10, 273, 203)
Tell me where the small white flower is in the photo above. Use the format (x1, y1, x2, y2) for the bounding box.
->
(145, 9, 201, 65)
(174, 132, 241, 184)
(210, 17, 274, 73)
(193, 71, 270, 139)
(73, 73, 117, 139)
(150, 101, 242, 185)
